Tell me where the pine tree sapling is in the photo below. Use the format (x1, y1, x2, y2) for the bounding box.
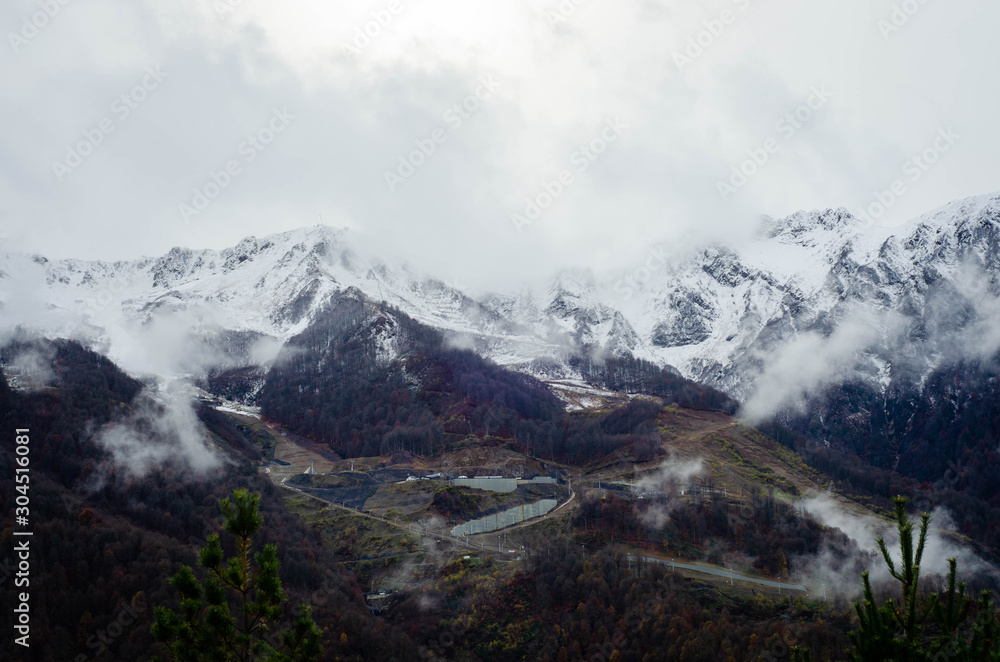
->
(151, 489, 323, 662)
(848, 495, 1000, 662)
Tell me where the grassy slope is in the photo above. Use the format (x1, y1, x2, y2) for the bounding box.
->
(585, 404, 871, 516)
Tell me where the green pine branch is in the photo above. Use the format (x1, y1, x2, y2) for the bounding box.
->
(151, 489, 323, 662)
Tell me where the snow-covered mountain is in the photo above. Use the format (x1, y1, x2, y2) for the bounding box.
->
(626, 192, 1000, 401)
(500, 191, 1000, 405)
(0, 227, 561, 372)
(10, 227, 510, 339)
(4, 191, 1000, 409)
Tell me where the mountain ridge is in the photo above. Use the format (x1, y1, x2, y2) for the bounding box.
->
(4, 190, 1000, 411)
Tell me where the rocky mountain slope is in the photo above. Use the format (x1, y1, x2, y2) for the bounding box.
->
(3, 191, 1000, 413)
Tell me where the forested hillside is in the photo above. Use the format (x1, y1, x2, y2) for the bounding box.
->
(386, 541, 854, 662)
(779, 355, 1000, 557)
(4, 329, 999, 661)
(0, 339, 417, 661)
(258, 295, 736, 464)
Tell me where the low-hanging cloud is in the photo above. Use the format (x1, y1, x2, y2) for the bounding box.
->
(739, 316, 883, 423)
(0, 281, 252, 480)
(83, 305, 288, 479)
(736, 242, 1000, 424)
(0, 259, 82, 345)
(794, 494, 997, 596)
(635, 456, 704, 529)
(93, 380, 222, 481)
(635, 457, 705, 494)
(1, 343, 56, 391)
(942, 260, 1000, 363)
(4, 0, 999, 293)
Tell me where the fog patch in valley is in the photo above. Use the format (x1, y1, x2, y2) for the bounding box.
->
(792, 494, 997, 597)
(635, 457, 705, 530)
(739, 256, 1000, 423)
(92, 381, 224, 483)
(739, 316, 884, 424)
(1, 342, 56, 391)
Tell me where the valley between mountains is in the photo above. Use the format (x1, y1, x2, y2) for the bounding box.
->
(4, 193, 1000, 660)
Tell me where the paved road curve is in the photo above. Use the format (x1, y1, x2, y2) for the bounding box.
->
(634, 555, 808, 593)
(280, 475, 809, 593)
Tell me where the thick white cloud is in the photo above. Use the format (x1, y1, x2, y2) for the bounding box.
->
(1, 0, 998, 290)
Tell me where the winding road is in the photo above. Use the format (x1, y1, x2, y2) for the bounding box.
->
(276, 475, 575, 554)
(280, 476, 809, 594)
(632, 554, 809, 594)
(277, 467, 809, 598)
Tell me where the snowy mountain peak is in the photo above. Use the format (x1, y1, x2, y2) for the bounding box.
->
(5, 191, 1000, 407)
(763, 207, 860, 243)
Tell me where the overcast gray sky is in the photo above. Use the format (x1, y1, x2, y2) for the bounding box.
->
(1, 0, 997, 289)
